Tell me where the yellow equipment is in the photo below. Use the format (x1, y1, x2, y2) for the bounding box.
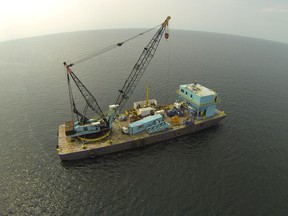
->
(171, 116, 179, 125)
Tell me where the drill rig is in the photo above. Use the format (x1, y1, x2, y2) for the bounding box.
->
(64, 16, 171, 139)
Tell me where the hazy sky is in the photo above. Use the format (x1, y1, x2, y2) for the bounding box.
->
(1, 0, 288, 43)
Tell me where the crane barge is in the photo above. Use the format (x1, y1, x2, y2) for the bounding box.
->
(57, 16, 226, 161)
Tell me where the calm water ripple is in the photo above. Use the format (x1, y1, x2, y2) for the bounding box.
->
(1, 30, 288, 215)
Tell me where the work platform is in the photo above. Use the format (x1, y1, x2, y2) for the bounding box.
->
(57, 110, 226, 161)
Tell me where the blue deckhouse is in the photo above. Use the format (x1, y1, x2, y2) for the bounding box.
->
(177, 82, 220, 119)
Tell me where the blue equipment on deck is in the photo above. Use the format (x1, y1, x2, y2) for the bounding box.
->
(146, 121, 170, 134)
(128, 114, 163, 135)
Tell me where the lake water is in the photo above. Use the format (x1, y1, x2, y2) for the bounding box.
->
(0, 29, 288, 215)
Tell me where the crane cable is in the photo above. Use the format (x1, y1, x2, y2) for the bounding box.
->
(67, 24, 160, 66)
(65, 70, 76, 123)
(166, 27, 171, 103)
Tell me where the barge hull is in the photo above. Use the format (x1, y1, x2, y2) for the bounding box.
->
(58, 114, 225, 161)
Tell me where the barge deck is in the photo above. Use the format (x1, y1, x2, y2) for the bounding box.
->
(57, 110, 226, 161)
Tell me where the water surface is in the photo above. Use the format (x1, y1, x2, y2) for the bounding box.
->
(0, 30, 288, 215)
